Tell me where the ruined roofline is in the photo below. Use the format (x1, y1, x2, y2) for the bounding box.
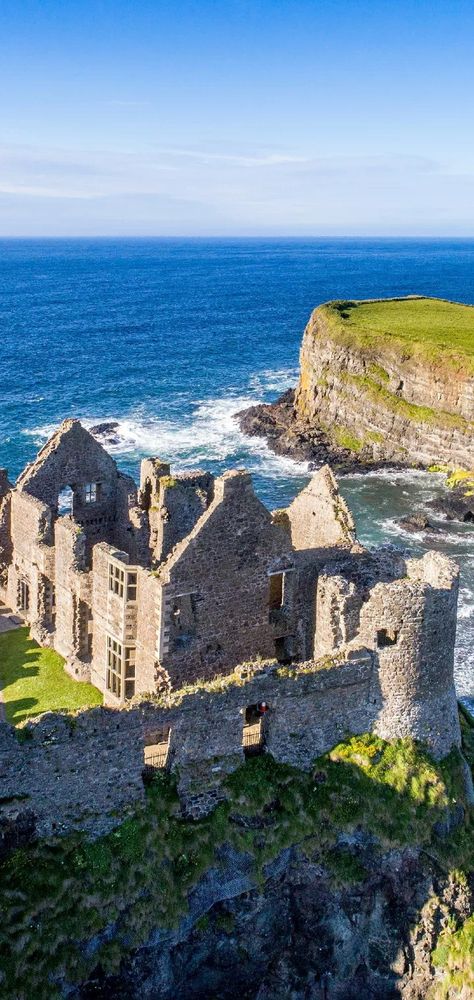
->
(16, 418, 81, 489)
(153, 468, 277, 581)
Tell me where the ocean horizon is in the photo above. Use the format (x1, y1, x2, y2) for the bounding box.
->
(1, 236, 473, 706)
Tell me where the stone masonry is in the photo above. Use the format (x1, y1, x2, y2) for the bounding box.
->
(0, 419, 462, 835)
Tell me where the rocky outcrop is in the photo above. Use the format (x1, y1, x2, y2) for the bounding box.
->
(74, 845, 472, 1000)
(238, 299, 474, 472)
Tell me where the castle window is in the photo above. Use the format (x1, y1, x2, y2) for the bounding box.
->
(269, 573, 284, 610)
(242, 703, 268, 757)
(126, 572, 137, 602)
(124, 646, 136, 700)
(106, 636, 123, 698)
(58, 486, 74, 515)
(19, 580, 30, 612)
(169, 592, 197, 651)
(274, 635, 295, 664)
(84, 483, 99, 504)
(109, 563, 125, 597)
(144, 728, 171, 771)
(377, 628, 398, 648)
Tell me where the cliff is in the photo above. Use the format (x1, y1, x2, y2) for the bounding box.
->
(1, 718, 474, 999)
(239, 297, 474, 473)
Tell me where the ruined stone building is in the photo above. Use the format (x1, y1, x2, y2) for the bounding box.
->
(0, 419, 461, 768)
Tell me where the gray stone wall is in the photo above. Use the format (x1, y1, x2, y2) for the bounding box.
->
(156, 471, 297, 687)
(0, 652, 376, 838)
(358, 551, 462, 758)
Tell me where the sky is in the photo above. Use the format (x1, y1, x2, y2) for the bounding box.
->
(1, 0, 474, 236)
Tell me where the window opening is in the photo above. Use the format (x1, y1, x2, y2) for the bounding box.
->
(58, 486, 74, 515)
(19, 580, 30, 612)
(84, 483, 98, 504)
(269, 572, 284, 610)
(242, 702, 268, 757)
(109, 563, 125, 597)
(106, 636, 123, 698)
(126, 572, 137, 602)
(170, 593, 197, 650)
(124, 646, 136, 700)
(377, 628, 398, 648)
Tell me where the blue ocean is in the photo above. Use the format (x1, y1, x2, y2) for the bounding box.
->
(1, 238, 473, 705)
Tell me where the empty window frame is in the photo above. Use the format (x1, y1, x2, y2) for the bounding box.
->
(84, 483, 99, 504)
(124, 646, 136, 699)
(58, 486, 74, 515)
(109, 563, 125, 597)
(169, 592, 197, 649)
(269, 572, 284, 610)
(377, 628, 398, 648)
(106, 636, 123, 698)
(19, 580, 30, 612)
(126, 572, 137, 602)
(268, 569, 295, 612)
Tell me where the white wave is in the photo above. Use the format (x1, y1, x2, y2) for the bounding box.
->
(24, 393, 309, 481)
(248, 367, 299, 394)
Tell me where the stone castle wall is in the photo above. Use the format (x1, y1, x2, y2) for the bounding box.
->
(0, 652, 377, 838)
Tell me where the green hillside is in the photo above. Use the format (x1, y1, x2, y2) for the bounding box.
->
(323, 297, 474, 375)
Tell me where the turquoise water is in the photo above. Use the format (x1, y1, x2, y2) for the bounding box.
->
(0, 238, 472, 704)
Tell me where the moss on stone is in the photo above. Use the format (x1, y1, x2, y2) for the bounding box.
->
(0, 726, 472, 998)
(341, 372, 471, 431)
(367, 362, 390, 384)
(332, 425, 364, 452)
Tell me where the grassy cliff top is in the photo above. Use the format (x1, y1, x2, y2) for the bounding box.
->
(320, 297, 474, 375)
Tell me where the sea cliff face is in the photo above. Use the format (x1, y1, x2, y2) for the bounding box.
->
(238, 298, 474, 474)
(294, 301, 473, 469)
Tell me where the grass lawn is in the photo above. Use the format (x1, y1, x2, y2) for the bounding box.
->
(0, 627, 102, 725)
(323, 297, 474, 374)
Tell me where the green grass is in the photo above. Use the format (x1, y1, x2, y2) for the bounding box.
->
(323, 297, 474, 376)
(431, 915, 474, 998)
(0, 729, 472, 998)
(0, 627, 102, 725)
(333, 425, 363, 452)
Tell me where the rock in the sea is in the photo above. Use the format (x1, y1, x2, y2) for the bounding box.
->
(398, 513, 440, 534)
(90, 420, 120, 444)
(429, 487, 474, 524)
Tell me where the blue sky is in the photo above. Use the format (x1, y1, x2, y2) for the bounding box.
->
(1, 0, 474, 236)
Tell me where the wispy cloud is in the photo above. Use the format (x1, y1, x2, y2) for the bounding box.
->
(0, 141, 473, 235)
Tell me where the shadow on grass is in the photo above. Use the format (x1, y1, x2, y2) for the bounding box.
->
(0, 626, 102, 725)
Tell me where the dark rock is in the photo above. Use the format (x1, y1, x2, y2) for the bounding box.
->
(0, 807, 36, 858)
(428, 487, 474, 525)
(90, 421, 121, 444)
(398, 514, 440, 534)
(236, 392, 409, 476)
(71, 847, 472, 1000)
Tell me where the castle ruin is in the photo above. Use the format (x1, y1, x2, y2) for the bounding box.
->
(0, 420, 463, 833)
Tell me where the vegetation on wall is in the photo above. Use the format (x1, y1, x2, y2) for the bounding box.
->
(1, 725, 473, 1000)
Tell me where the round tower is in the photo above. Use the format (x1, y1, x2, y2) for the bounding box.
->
(358, 551, 461, 759)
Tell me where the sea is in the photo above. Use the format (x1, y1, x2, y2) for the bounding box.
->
(0, 237, 473, 708)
